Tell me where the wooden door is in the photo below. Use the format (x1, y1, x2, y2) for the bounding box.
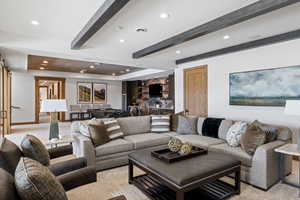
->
(0, 62, 11, 136)
(184, 66, 208, 117)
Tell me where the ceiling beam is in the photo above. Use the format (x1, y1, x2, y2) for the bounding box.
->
(176, 29, 300, 64)
(71, 0, 130, 50)
(133, 0, 300, 58)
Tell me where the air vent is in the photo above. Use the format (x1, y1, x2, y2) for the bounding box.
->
(136, 28, 148, 33)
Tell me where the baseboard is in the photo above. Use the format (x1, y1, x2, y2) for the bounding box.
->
(11, 121, 37, 126)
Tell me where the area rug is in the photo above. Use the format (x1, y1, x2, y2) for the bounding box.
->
(66, 165, 300, 200)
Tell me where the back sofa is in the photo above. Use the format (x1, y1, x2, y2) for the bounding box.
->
(72, 115, 292, 190)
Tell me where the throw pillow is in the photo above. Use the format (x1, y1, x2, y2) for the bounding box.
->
(151, 115, 170, 133)
(170, 112, 184, 131)
(202, 118, 224, 138)
(20, 135, 50, 166)
(252, 120, 278, 143)
(218, 120, 234, 140)
(241, 123, 266, 155)
(197, 117, 206, 135)
(176, 115, 198, 135)
(0, 138, 23, 175)
(79, 121, 90, 137)
(103, 119, 124, 140)
(226, 121, 248, 147)
(88, 123, 110, 147)
(15, 157, 67, 200)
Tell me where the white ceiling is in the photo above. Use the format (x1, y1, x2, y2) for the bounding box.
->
(1, 0, 300, 73)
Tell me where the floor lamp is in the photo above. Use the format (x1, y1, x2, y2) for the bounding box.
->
(284, 100, 300, 149)
(40, 99, 68, 140)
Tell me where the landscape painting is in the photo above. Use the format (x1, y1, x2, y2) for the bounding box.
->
(230, 65, 300, 106)
(93, 83, 106, 103)
(77, 82, 92, 103)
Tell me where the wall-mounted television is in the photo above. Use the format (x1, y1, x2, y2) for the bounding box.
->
(149, 84, 162, 97)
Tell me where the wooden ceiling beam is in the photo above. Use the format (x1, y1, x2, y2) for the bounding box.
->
(71, 0, 130, 50)
(176, 29, 300, 64)
(133, 0, 300, 58)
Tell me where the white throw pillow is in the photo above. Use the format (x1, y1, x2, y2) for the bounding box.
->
(226, 121, 248, 147)
(151, 115, 170, 133)
(79, 121, 90, 137)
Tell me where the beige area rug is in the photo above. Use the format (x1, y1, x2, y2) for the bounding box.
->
(66, 164, 300, 200)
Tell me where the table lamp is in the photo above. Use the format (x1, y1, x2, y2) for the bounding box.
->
(40, 99, 68, 140)
(284, 100, 300, 149)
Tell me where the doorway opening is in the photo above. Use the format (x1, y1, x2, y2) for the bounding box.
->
(35, 77, 65, 123)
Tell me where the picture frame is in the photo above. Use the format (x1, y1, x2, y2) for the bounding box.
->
(77, 82, 92, 104)
(229, 65, 300, 107)
(92, 83, 107, 103)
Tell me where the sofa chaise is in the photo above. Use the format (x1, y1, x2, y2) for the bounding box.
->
(72, 115, 292, 190)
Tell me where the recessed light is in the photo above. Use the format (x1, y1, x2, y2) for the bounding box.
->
(125, 69, 130, 72)
(223, 35, 230, 40)
(40, 67, 45, 70)
(43, 60, 48, 64)
(89, 65, 95, 69)
(160, 13, 170, 19)
(31, 20, 40, 26)
(176, 50, 181, 54)
(119, 39, 125, 43)
(112, 73, 116, 76)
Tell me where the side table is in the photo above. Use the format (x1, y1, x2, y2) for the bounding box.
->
(275, 144, 300, 197)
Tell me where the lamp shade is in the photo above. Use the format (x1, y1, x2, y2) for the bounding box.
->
(284, 100, 300, 116)
(40, 99, 68, 112)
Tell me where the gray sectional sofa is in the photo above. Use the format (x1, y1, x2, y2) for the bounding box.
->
(72, 115, 292, 190)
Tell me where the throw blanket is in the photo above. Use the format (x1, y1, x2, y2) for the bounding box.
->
(202, 118, 224, 138)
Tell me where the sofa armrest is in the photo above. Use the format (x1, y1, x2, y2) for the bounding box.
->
(72, 132, 96, 166)
(49, 157, 87, 176)
(250, 140, 292, 190)
(56, 166, 97, 191)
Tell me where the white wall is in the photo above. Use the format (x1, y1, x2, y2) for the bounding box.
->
(175, 38, 300, 130)
(11, 72, 122, 123)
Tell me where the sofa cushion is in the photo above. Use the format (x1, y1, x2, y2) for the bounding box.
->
(87, 123, 110, 147)
(151, 115, 170, 133)
(0, 138, 23, 175)
(95, 139, 134, 157)
(202, 118, 224, 138)
(226, 121, 248, 147)
(252, 120, 278, 143)
(163, 131, 180, 137)
(197, 117, 206, 135)
(241, 123, 266, 155)
(20, 135, 50, 166)
(15, 157, 67, 200)
(177, 116, 198, 135)
(170, 112, 184, 131)
(175, 135, 225, 150)
(124, 133, 170, 149)
(103, 119, 124, 140)
(0, 168, 20, 200)
(208, 143, 253, 167)
(117, 116, 151, 136)
(218, 120, 234, 140)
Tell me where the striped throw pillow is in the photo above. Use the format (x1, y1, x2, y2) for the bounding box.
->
(151, 115, 170, 133)
(103, 119, 124, 140)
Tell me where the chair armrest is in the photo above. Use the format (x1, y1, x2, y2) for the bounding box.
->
(72, 132, 96, 166)
(48, 145, 73, 159)
(250, 140, 292, 190)
(56, 166, 97, 191)
(49, 157, 87, 176)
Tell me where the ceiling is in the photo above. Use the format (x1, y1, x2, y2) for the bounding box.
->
(28, 55, 142, 76)
(1, 0, 300, 72)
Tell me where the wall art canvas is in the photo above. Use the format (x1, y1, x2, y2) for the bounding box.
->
(230, 65, 300, 106)
(93, 83, 107, 103)
(77, 82, 92, 103)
